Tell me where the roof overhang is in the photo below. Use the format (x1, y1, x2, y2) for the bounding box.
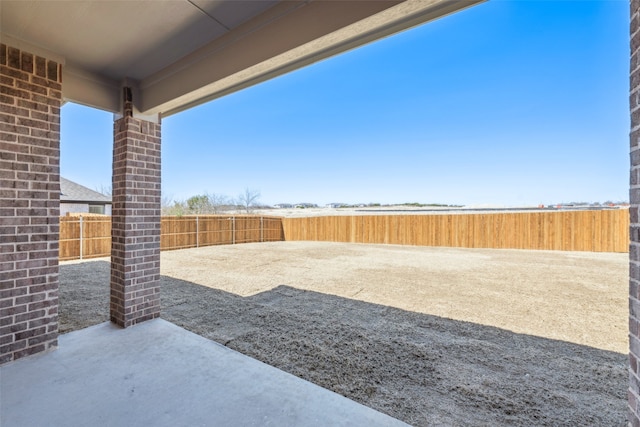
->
(1, 0, 483, 118)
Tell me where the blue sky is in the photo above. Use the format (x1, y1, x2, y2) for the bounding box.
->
(61, 0, 629, 207)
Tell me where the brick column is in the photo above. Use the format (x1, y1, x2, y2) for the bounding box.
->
(0, 44, 61, 364)
(632, 1, 640, 424)
(110, 93, 161, 327)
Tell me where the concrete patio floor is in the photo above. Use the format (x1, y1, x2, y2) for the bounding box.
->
(0, 319, 408, 427)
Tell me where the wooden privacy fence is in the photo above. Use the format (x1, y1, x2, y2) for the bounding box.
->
(59, 215, 285, 261)
(59, 209, 629, 260)
(60, 215, 112, 261)
(161, 215, 284, 251)
(281, 209, 630, 253)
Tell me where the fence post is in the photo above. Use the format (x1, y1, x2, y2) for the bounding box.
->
(196, 216, 200, 248)
(79, 215, 83, 260)
(232, 216, 236, 245)
(260, 216, 264, 242)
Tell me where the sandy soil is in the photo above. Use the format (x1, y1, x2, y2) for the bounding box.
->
(59, 242, 628, 426)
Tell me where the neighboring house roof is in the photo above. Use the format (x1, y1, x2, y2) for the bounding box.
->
(60, 177, 111, 204)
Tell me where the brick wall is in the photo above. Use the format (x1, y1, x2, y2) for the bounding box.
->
(0, 44, 62, 364)
(631, 1, 640, 424)
(110, 108, 161, 327)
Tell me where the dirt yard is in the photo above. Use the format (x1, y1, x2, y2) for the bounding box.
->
(59, 242, 628, 426)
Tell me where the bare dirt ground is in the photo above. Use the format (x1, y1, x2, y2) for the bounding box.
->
(59, 242, 628, 426)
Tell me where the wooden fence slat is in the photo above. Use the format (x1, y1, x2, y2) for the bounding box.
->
(62, 214, 285, 261)
(282, 209, 630, 253)
(60, 215, 111, 260)
(59, 209, 630, 261)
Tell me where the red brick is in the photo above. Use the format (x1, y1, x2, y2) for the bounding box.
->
(2, 85, 30, 100)
(0, 63, 28, 80)
(16, 99, 49, 112)
(633, 5, 640, 423)
(16, 79, 47, 95)
(1, 44, 59, 365)
(46, 61, 58, 82)
(0, 340, 27, 354)
(13, 343, 45, 359)
(31, 75, 61, 91)
(35, 57, 46, 78)
(7, 47, 20, 69)
(111, 114, 161, 327)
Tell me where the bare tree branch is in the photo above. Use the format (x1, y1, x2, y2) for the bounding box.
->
(237, 188, 261, 214)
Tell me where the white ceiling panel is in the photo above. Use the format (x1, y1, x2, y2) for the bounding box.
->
(191, 0, 279, 29)
(2, 0, 231, 80)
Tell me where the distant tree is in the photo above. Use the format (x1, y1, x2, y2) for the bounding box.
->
(237, 188, 261, 214)
(163, 200, 186, 216)
(206, 192, 230, 214)
(161, 194, 187, 216)
(170, 190, 261, 215)
(187, 194, 211, 214)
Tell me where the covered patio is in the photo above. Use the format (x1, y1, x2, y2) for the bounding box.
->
(1, 0, 480, 425)
(2, 0, 639, 425)
(1, 318, 406, 426)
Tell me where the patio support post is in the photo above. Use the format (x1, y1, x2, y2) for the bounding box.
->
(110, 88, 161, 327)
(631, 0, 640, 423)
(0, 44, 62, 364)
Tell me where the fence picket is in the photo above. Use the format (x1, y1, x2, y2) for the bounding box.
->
(58, 209, 629, 261)
(282, 209, 629, 253)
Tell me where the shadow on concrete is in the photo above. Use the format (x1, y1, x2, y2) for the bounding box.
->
(60, 261, 627, 427)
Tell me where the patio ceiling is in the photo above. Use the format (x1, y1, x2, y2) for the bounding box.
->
(1, 0, 482, 117)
